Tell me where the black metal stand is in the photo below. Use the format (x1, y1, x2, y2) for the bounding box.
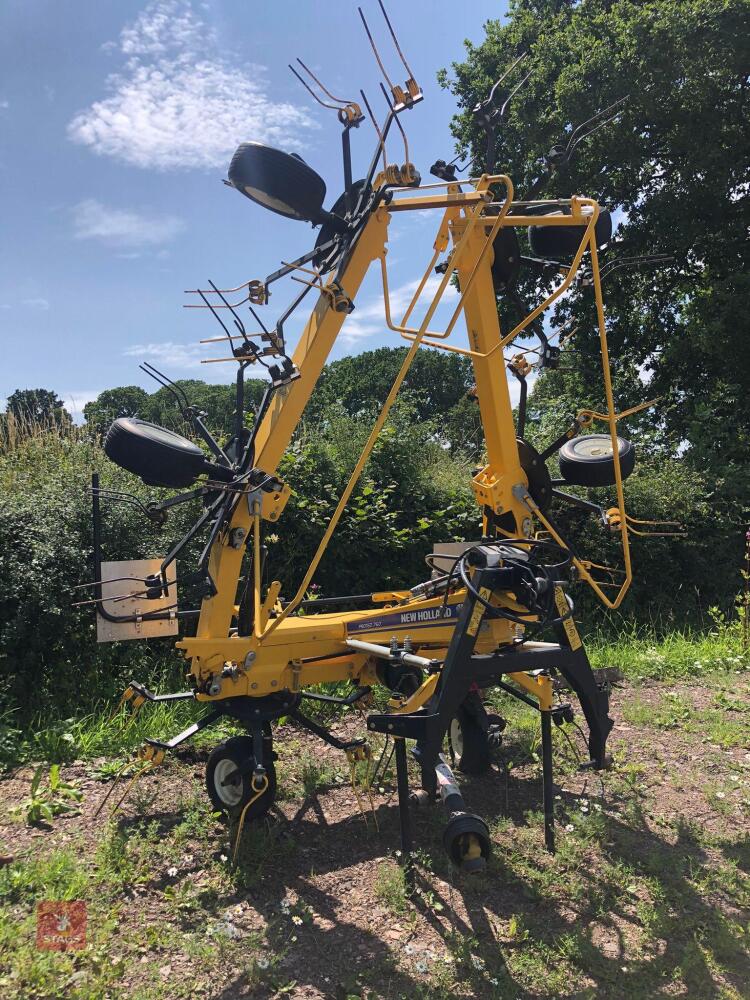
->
(144, 708, 223, 751)
(394, 738, 413, 880)
(541, 709, 555, 853)
(288, 706, 367, 753)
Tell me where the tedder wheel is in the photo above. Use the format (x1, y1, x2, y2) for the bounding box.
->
(228, 142, 327, 223)
(558, 433, 635, 488)
(449, 703, 492, 775)
(205, 734, 277, 820)
(529, 207, 612, 259)
(104, 417, 231, 489)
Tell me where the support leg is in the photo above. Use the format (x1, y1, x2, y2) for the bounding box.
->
(394, 738, 413, 874)
(541, 709, 555, 853)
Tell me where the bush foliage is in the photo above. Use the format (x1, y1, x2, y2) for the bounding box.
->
(1, 348, 745, 726)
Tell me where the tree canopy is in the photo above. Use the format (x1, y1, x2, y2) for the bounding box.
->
(5, 388, 71, 427)
(441, 0, 749, 505)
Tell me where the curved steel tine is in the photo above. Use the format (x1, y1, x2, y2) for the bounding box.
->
(143, 362, 190, 409)
(110, 582, 175, 605)
(289, 63, 340, 112)
(566, 101, 618, 152)
(185, 279, 254, 295)
(379, 83, 408, 165)
(600, 253, 674, 280)
(73, 574, 146, 591)
(358, 6, 396, 93)
(72, 592, 136, 608)
(184, 293, 270, 336)
(140, 363, 190, 412)
(487, 51, 527, 107)
(208, 279, 247, 341)
(296, 58, 354, 107)
(248, 302, 269, 336)
(499, 70, 532, 118)
(361, 89, 387, 171)
(184, 293, 251, 309)
(139, 361, 168, 389)
(377, 0, 416, 84)
(198, 290, 234, 349)
(90, 488, 152, 518)
(448, 150, 470, 170)
(566, 95, 629, 154)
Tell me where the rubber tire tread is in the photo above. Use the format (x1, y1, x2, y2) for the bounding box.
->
(205, 734, 277, 820)
(452, 703, 492, 775)
(228, 142, 326, 222)
(104, 417, 207, 488)
(558, 434, 635, 487)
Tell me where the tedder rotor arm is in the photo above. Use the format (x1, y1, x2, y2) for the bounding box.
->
(193, 207, 391, 641)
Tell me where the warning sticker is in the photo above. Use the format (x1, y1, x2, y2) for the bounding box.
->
(554, 586, 582, 650)
(466, 586, 493, 637)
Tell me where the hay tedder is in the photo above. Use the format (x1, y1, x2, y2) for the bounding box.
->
(85, 4, 679, 872)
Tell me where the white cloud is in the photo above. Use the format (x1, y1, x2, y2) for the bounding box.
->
(120, 0, 206, 57)
(0, 99, 9, 111)
(72, 199, 185, 247)
(68, 0, 315, 170)
(62, 390, 103, 424)
(123, 340, 205, 369)
(21, 297, 50, 310)
(340, 274, 459, 345)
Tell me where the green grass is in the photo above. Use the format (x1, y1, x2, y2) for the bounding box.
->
(374, 860, 408, 914)
(1, 701, 245, 768)
(2, 623, 744, 773)
(588, 615, 749, 681)
(622, 687, 748, 749)
(2, 665, 749, 998)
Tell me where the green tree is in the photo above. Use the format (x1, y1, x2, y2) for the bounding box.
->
(303, 346, 482, 454)
(441, 0, 749, 601)
(305, 346, 475, 423)
(83, 386, 150, 436)
(442, 0, 749, 476)
(6, 388, 71, 427)
(141, 378, 267, 440)
(83, 378, 268, 441)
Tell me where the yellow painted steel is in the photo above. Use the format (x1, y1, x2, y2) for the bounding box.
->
(194, 207, 391, 641)
(507, 670, 554, 712)
(171, 173, 640, 702)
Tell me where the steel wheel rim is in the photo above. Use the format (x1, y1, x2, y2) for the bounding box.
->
(449, 717, 464, 758)
(213, 758, 244, 807)
(571, 436, 615, 459)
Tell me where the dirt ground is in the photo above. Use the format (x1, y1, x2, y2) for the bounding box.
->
(1, 675, 749, 1000)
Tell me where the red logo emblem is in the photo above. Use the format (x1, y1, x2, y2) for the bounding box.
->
(36, 901, 87, 951)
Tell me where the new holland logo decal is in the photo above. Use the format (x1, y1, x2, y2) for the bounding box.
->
(347, 603, 462, 635)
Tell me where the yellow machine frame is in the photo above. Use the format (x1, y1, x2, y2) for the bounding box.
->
(94, 6, 676, 868)
(174, 176, 638, 709)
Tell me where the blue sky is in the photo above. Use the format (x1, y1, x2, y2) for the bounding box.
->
(0, 0, 510, 420)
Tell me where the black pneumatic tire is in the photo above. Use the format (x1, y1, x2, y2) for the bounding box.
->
(228, 142, 327, 222)
(205, 735, 277, 820)
(449, 705, 492, 775)
(558, 433, 635, 488)
(491, 227, 522, 290)
(104, 417, 209, 488)
(529, 208, 612, 259)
